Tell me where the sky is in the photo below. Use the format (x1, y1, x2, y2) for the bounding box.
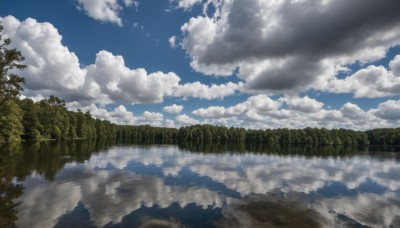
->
(1, 0, 400, 130)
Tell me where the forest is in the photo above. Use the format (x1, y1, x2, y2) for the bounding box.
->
(1, 24, 400, 146)
(1, 95, 400, 145)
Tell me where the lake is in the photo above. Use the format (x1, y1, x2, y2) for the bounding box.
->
(1, 140, 400, 227)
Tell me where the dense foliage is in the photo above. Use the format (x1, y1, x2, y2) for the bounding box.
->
(0, 96, 399, 145)
(0, 97, 178, 143)
(178, 125, 400, 145)
(366, 128, 400, 145)
(178, 125, 371, 145)
(0, 25, 26, 104)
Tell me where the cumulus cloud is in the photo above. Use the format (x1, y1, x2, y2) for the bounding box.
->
(139, 111, 164, 126)
(327, 56, 400, 98)
(192, 106, 226, 119)
(0, 16, 178, 104)
(85, 50, 180, 104)
(371, 100, 400, 121)
(192, 95, 398, 130)
(2, 15, 400, 129)
(163, 104, 184, 114)
(175, 114, 199, 126)
(174, 82, 240, 100)
(67, 103, 137, 125)
(192, 94, 281, 119)
(76, 0, 136, 26)
(340, 103, 368, 120)
(180, 0, 400, 93)
(173, 0, 202, 10)
(67, 103, 169, 126)
(284, 96, 324, 113)
(169, 35, 177, 48)
(1, 16, 86, 92)
(122, 0, 138, 8)
(1, 16, 239, 106)
(390, 55, 400, 75)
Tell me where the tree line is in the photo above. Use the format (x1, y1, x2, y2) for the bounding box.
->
(178, 125, 400, 145)
(1, 97, 400, 146)
(0, 96, 178, 143)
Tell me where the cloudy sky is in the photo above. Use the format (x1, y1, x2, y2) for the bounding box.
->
(1, 0, 400, 129)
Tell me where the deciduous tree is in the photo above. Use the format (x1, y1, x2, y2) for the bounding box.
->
(0, 24, 25, 104)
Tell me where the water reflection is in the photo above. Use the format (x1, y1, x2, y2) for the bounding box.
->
(216, 198, 327, 228)
(0, 140, 114, 227)
(178, 140, 366, 157)
(17, 168, 222, 227)
(0, 141, 400, 227)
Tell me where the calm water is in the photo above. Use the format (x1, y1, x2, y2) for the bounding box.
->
(1, 141, 400, 227)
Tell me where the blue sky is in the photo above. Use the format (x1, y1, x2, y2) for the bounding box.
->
(1, 0, 400, 129)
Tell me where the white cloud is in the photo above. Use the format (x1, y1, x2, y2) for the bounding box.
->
(174, 0, 202, 10)
(327, 57, 400, 98)
(247, 94, 282, 112)
(168, 35, 177, 48)
(181, 16, 235, 76)
(122, 0, 137, 7)
(1, 16, 86, 92)
(76, 0, 134, 26)
(67, 103, 169, 127)
(192, 95, 398, 130)
(340, 102, 368, 120)
(179, 0, 400, 94)
(1, 16, 179, 105)
(2, 15, 400, 130)
(175, 114, 199, 126)
(85, 50, 181, 104)
(174, 82, 240, 100)
(139, 111, 164, 126)
(389, 55, 400, 75)
(163, 104, 184, 114)
(371, 100, 400, 121)
(1, 16, 239, 106)
(192, 106, 226, 119)
(68, 103, 137, 125)
(284, 96, 324, 113)
(192, 94, 282, 119)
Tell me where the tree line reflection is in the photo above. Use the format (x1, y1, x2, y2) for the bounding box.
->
(0, 139, 399, 227)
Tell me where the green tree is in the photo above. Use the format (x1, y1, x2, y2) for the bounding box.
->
(0, 100, 23, 143)
(38, 95, 67, 140)
(20, 98, 42, 140)
(76, 109, 88, 139)
(0, 25, 26, 104)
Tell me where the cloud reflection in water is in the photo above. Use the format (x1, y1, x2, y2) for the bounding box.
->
(16, 145, 400, 227)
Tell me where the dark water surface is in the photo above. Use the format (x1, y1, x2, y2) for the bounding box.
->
(1, 141, 400, 227)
